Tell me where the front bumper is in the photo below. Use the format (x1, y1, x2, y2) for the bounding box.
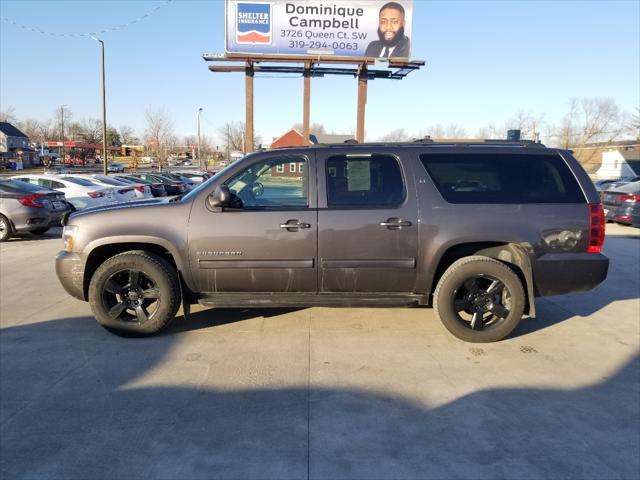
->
(55, 251, 85, 300)
(532, 253, 609, 297)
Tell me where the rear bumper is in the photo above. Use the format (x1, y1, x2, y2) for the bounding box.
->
(55, 251, 86, 300)
(532, 253, 609, 297)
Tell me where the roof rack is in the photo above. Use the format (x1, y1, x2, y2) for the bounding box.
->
(309, 140, 547, 148)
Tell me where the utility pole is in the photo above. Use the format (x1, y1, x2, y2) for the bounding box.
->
(90, 36, 108, 175)
(197, 107, 203, 170)
(60, 105, 66, 162)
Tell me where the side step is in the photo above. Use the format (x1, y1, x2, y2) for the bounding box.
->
(198, 292, 427, 309)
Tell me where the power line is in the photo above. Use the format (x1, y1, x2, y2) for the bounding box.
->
(1, 1, 172, 38)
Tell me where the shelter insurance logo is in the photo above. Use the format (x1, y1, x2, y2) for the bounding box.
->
(236, 2, 273, 44)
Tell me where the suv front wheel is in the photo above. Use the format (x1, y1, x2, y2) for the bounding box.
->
(434, 256, 525, 343)
(89, 251, 181, 336)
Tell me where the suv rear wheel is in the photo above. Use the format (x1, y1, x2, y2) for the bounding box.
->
(434, 256, 525, 343)
(88, 251, 181, 337)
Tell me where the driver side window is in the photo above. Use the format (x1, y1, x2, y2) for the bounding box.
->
(225, 155, 308, 209)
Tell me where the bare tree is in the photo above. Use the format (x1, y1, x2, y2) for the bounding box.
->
(52, 106, 73, 139)
(474, 124, 501, 139)
(0, 106, 18, 123)
(118, 125, 139, 145)
(504, 110, 545, 141)
(627, 107, 640, 140)
(218, 121, 261, 157)
(292, 122, 327, 135)
(144, 108, 175, 169)
(80, 119, 103, 144)
(18, 119, 43, 144)
(444, 124, 468, 139)
(553, 97, 625, 149)
(378, 128, 410, 142)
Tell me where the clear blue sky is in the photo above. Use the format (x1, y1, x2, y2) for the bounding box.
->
(1, 0, 638, 145)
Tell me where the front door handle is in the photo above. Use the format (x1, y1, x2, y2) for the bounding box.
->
(280, 220, 311, 231)
(379, 218, 412, 230)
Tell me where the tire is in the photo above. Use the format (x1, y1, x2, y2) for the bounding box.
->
(88, 250, 181, 337)
(434, 255, 525, 343)
(30, 227, 50, 235)
(0, 214, 13, 242)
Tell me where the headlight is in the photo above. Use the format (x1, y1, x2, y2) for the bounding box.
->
(62, 225, 78, 252)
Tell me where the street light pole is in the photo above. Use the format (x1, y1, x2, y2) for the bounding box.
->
(60, 105, 66, 162)
(197, 108, 203, 170)
(91, 36, 108, 175)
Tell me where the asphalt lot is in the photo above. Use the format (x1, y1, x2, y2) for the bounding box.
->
(1, 223, 638, 479)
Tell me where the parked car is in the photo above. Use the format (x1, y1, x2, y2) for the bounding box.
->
(127, 173, 187, 195)
(163, 173, 198, 190)
(11, 174, 116, 210)
(60, 175, 137, 203)
(171, 171, 212, 183)
(594, 177, 640, 191)
(115, 175, 167, 197)
(56, 141, 609, 341)
(89, 175, 154, 199)
(601, 181, 640, 227)
(600, 181, 640, 222)
(0, 179, 70, 241)
(107, 162, 125, 173)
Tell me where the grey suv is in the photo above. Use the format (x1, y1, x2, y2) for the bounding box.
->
(55, 141, 609, 342)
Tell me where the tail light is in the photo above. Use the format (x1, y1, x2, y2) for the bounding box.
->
(588, 203, 605, 253)
(17, 193, 45, 208)
(616, 194, 640, 203)
(614, 215, 632, 222)
(134, 186, 145, 193)
(118, 188, 133, 194)
(87, 191, 105, 199)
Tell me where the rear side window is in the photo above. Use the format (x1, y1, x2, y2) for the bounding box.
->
(326, 154, 405, 207)
(419, 153, 585, 204)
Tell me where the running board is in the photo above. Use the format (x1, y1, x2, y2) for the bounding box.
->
(198, 293, 426, 308)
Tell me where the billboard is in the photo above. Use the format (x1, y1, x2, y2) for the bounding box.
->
(225, 0, 413, 59)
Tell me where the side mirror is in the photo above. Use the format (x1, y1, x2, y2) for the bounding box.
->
(208, 185, 231, 209)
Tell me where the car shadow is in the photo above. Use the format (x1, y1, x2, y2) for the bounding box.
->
(0, 316, 637, 479)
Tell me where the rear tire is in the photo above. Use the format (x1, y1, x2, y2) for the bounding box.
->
(0, 214, 13, 242)
(88, 250, 181, 337)
(434, 256, 525, 343)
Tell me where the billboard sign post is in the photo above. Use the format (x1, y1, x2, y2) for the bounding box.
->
(226, 0, 413, 59)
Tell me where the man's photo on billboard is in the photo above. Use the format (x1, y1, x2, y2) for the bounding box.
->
(365, 2, 410, 59)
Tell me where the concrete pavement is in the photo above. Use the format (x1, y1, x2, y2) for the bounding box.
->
(1, 224, 638, 479)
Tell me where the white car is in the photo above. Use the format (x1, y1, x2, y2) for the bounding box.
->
(11, 174, 115, 210)
(61, 174, 140, 202)
(90, 174, 154, 199)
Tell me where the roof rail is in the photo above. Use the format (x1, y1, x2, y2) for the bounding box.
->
(310, 140, 547, 148)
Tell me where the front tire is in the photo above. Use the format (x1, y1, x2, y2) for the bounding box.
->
(434, 256, 525, 343)
(88, 251, 181, 337)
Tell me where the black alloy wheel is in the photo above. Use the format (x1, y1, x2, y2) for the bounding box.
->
(102, 269, 161, 324)
(452, 275, 511, 331)
(434, 256, 525, 343)
(89, 251, 180, 336)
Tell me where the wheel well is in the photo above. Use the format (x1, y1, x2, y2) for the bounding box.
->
(431, 242, 533, 315)
(83, 243, 177, 300)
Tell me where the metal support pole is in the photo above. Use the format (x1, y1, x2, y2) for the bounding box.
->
(197, 108, 203, 170)
(303, 62, 311, 145)
(245, 62, 254, 153)
(60, 106, 65, 161)
(99, 39, 108, 176)
(356, 64, 368, 143)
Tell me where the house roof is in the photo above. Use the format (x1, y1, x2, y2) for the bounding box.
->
(620, 148, 640, 162)
(0, 122, 28, 138)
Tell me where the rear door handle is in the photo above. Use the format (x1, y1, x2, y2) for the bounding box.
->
(379, 218, 412, 230)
